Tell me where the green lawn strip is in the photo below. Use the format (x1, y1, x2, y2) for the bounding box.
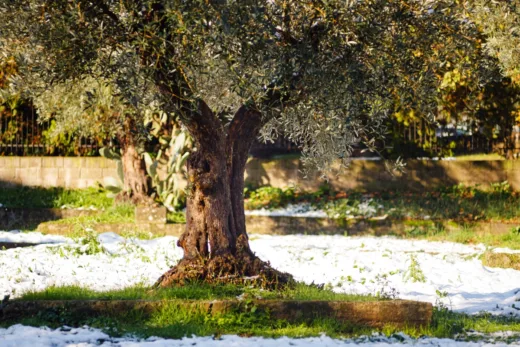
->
(4, 283, 388, 339)
(4, 290, 520, 340)
(17, 283, 379, 302)
(0, 187, 113, 209)
(5, 304, 379, 340)
(48, 203, 135, 225)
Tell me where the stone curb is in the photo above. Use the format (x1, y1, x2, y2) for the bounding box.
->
(31, 216, 518, 238)
(0, 207, 98, 230)
(0, 299, 432, 329)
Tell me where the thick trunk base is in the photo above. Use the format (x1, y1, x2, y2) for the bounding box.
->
(154, 102, 292, 289)
(154, 252, 294, 289)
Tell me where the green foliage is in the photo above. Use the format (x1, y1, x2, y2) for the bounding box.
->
(511, 226, 520, 237)
(491, 181, 512, 195)
(167, 211, 187, 224)
(0, 187, 113, 209)
(144, 129, 190, 211)
(244, 187, 296, 210)
(475, 1, 520, 85)
(0, 0, 479, 172)
(325, 198, 380, 219)
(402, 255, 427, 283)
(11, 283, 385, 339)
(242, 182, 520, 226)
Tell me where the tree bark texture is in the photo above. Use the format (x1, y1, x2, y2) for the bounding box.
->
(116, 117, 151, 205)
(155, 102, 292, 288)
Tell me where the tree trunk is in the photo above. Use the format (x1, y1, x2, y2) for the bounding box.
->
(116, 117, 151, 205)
(154, 102, 292, 288)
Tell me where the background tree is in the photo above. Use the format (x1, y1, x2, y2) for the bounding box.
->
(475, 1, 520, 85)
(0, 0, 477, 287)
(33, 77, 153, 203)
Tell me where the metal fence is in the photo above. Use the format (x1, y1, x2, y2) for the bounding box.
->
(0, 108, 508, 158)
(388, 118, 502, 157)
(0, 106, 102, 156)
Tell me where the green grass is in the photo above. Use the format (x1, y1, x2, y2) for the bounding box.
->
(18, 282, 379, 302)
(0, 186, 113, 209)
(399, 222, 520, 249)
(5, 284, 520, 340)
(7, 302, 378, 340)
(244, 182, 520, 222)
(167, 211, 186, 224)
(50, 203, 135, 225)
(9, 283, 387, 339)
(430, 307, 520, 340)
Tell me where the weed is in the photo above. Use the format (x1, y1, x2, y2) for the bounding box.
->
(50, 228, 106, 257)
(403, 255, 426, 283)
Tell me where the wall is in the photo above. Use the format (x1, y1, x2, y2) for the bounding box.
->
(244, 158, 520, 191)
(0, 157, 118, 189)
(1, 156, 520, 191)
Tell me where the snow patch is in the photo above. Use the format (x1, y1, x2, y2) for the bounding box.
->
(0, 232, 519, 316)
(245, 203, 327, 218)
(0, 325, 519, 346)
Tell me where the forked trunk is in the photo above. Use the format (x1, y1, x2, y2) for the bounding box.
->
(154, 102, 292, 288)
(116, 118, 151, 205)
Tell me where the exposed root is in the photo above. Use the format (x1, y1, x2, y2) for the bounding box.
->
(153, 253, 294, 289)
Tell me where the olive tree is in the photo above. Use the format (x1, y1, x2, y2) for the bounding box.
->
(475, 1, 520, 85)
(0, 0, 476, 287)
(34, 77, 153, 202)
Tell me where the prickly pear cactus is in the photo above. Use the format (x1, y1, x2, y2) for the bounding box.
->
(144, 128, 190, 211)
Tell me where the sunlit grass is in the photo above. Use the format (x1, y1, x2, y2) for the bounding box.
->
(6, 285, 520, 340)
(0, 186, 113, 209)
(18, 282, 380, 302)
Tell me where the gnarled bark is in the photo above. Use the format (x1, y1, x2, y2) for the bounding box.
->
(154, 102, 292, 288)
(116, 117, 151, 205)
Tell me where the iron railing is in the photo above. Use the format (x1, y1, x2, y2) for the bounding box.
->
(0, 108, 510, 158)
(0, 106, 102, 156)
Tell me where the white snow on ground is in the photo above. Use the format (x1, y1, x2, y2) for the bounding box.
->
(0, 325, 519, 347)
(245, 203, 328, 218)
(0, 231, 68, 244)
(1, 231, 520, 345)
(1, 232, 519, 315)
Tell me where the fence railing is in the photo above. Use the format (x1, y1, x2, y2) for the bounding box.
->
(0, 108, 510, 158)
(0, 107, 102, 156)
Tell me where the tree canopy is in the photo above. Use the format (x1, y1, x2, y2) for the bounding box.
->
(0, 0, 481, 286)
(1, 0, 477, 169)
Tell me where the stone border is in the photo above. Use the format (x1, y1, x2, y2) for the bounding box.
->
(30, 216, 518, 238)
(1, 299, 432, 329)
(0, 208, 98, 230)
